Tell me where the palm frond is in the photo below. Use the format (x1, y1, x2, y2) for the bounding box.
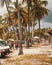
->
(41, 0, 48, 6)
(0, 0, 4, 7)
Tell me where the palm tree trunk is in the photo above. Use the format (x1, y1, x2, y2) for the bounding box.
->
(38, 19, 41, 36)
(26, 24, 30, 48)
(25, 26, 27, 47)
(16, 0, 23, 55)
(18, 10, 23, 55)
(26, 4, 30, 48)
(32, 21, 34, 39)
(38, 19, 41, 42)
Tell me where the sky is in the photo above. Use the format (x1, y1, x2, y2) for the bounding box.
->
(0, 0, 52, 28)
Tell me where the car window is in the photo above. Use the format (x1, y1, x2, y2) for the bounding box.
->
(0, 41, 7, 46)
(0, 42, 5, 46)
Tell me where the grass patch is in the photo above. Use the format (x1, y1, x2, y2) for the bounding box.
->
(16, 54, 49, 61)
(3, 54, 52, 65)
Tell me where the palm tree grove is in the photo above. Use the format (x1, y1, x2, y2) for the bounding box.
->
(0, 0, 52, 65)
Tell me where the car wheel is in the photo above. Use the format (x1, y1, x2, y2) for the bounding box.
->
(5, 49, 10, 54)
(1, 52, 5, 57)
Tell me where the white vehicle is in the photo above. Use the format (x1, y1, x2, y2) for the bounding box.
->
(0, 39, 10, 56)
(33, 36, 40, 43)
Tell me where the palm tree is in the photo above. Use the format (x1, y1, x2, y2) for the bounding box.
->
(22, 0, 33, 48)
(0, 16, 3, 39)
(0, 15, 2, 23)
(0, 0, 11, 12)
(31, 0, 48, 38)
(0, 16, 6, 40)
(31, 20, 37, 39)
(5, 3, 28, 42)
(13, 0, 28, 55)
(0, 0, 13, 28)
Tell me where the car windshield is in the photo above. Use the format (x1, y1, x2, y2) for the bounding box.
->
(0, 41, 7, 46)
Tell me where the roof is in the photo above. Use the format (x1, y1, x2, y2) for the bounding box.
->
(46, 29, 52, 35)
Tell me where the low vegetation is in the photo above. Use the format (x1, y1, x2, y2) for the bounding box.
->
(2, 54, 52, 65)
